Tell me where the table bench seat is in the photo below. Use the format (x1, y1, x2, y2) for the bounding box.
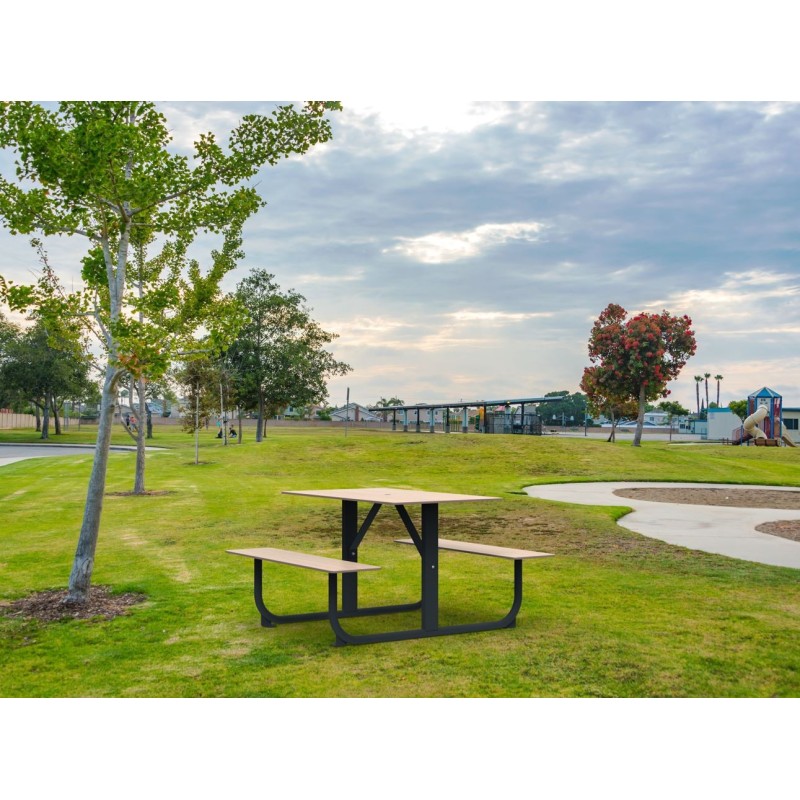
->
(227, 547, 387, 637)
(227, 547, 380, 573)
(395, 538, 553, 560)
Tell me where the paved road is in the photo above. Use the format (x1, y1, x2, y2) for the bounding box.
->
(524, 481, 800, 570)
(0, 442, 139, 468)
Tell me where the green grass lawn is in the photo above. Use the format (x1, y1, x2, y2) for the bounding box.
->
(1, 425, 799, 697)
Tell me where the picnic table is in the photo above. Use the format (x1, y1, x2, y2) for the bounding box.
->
(228, 487, 553, 645)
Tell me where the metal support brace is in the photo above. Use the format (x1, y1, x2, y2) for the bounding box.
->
(253, 559, 421, 629)
(327, 557, 526, 646)
(395, 505, 422, 552)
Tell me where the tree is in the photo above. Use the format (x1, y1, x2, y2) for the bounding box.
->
(728, 399, 748, 420)
(0, 319, 93, 438)
(694, 375, 703, 415)
(657, 399, 689, 440)
(714, 374, 723, 407)
(541, 390, 587, 427)
(579, 371, 640, 442)
(374, 396, 404, 421)
(657, 400, 689, 417)
(227, 269, 351, 441)
(0, 101, 341, 604)
(0, 311, 21, 408)
(581, 303, 697, 447)
(704, 372, 711, 411)
(173, 353, 229, 463)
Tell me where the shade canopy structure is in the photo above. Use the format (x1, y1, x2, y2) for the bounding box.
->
(369, 396, 566, 435)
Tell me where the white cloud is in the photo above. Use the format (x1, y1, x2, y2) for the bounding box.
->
(346, 101, 514, 137)
(448, 310, 553, 323)
(293, 270, 365, 286)
(643, 269, 799, 318)
(384, 221, 546, 264)
(159, 104, 243, 152)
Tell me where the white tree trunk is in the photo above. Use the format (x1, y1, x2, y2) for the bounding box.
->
(134, 376, 147, 493)
(66, 364, 118, 602)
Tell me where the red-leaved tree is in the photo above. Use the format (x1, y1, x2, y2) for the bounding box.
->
(580, 303, 697, 446)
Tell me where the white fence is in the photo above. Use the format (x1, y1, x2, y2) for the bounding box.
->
(0, 412, 37, 430)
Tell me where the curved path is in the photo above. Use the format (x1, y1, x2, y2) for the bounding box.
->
(523, 481, 800, 569)
(0, 442, 148, 468)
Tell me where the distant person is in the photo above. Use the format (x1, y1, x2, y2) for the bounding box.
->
(124, 413, 130, 427)
(216, 429, 223, 439)
(130, 416, 138, 432)
(229, 427, 237, 438)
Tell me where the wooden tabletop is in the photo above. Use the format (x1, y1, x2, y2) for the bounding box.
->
(282, 488, 501, 505)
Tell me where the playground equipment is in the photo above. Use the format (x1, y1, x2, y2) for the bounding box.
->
(743, 406, 768, 440)
(734, 387, 797, 447)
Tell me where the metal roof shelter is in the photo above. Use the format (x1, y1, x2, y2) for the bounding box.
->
(369, 396, 563, 434)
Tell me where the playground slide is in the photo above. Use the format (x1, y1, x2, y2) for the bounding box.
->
(743, 406, 768, 439)
(781, 427, 797, 447)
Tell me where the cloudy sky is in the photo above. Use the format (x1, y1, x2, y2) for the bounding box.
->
(3, 100, 798, 413)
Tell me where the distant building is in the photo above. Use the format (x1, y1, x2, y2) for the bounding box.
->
(785, 407, 800, 432)
(706, 407, 742, 440)
(330, 402, 382, 422)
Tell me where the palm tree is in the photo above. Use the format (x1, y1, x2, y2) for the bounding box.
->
(694, 375, 703, 415)
(714, 374, 723, 407)
(704, 372, 711, 410)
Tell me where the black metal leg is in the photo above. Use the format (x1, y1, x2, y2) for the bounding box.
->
(252, 558, 422, 628)
(254, 558, 330, 626)
(421, 504, 439, 630)
(328, 558, 526, 646)
(341, 499, 358, 612)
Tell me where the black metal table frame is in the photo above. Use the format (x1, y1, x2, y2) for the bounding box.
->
(253, 499, 523, 645)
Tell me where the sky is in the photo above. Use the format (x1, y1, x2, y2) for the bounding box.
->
(2, 100, 798, 413)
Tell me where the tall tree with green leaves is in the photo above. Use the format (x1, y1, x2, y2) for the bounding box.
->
(373, 396, 404, 421)
(0, 101, 341, 603)
(694, 375, 703, 415)
(728, 399, 748, 420)
(582, 303, 697, 446)
(0, 320, 93, 438)
(0, 311, 20, 408)
(228, 269, 351, 440)
(656, 399, 690, 440)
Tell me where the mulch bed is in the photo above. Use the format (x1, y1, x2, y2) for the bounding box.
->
(613, 487, 800, 509)
(0, 586, 147, 623)
(755, 520, 800, 542)
(614, 487, 800, 542)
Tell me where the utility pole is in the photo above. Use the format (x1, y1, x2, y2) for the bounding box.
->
(194, 382, 200, 465)
(345, 387, 349, 438)
(219, 379, 227, 445)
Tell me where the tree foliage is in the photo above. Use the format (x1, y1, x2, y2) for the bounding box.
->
(539, 390, 588, 426)
(173, 354, 226, 433)
(0, 314, 94, 437)
(227, 269, 351, 441)
(728, 399, 748, 420)
(656, 400, 690, 417)
(373, 396, 404, 421)
(581, 303, 697, 446)
(0, 100, 342, 603)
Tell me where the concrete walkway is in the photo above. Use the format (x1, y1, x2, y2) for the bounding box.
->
(0, 442, 145, 468)
(523, 481, 800, 569)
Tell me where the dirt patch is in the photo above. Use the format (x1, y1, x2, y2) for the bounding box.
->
(613, 487, 800, 510)
(755, 520, 800, 541)
(0, 586, 147, 623)
(106, 490, 175, 496)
